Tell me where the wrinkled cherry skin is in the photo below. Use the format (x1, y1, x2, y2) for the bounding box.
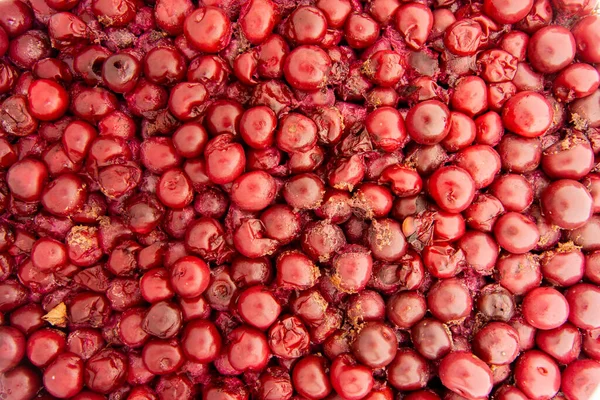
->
(395, 3, 433, 50)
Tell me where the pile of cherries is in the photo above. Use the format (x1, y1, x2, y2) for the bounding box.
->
(1, 0, 600, 398)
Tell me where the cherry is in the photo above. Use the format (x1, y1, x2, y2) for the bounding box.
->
(572, 16, 600, 64)
(444, 19, 483, 57)
(229, 171, 277, 212)
(92, 0, 136, 27)
(292, 355, 332, 400)
(427, 278, 472, 323)
(41, 173, 87, 217)
(452, 82, 488, 126)
(473, 322, 520, 365)
(536, 323, 581, 365)
(365, 107, 407, 152)
(102, 53, 140, 93)
(9, 30, 51, 70)
(344, 13, 379, 49)
(565, 283, 600, 330)
(181, 319, 221, 363)
(30, 237, 67, 272)
(528, 25, 576, 73)
(184, 7, 231, 53)
(268, 315, 310, 359)
(411, 318, 452, 360)
(541, 179, 593, 229)
(351, 322, 397, 368)
(455, 145, 502, 189)
(522, 287, 569, 330)
(502, 91, 553, 138)
(493, 212, 540, 254)
(439, 351, 493, 399)
(561, 359, 600, 400)
(330, 354, 374, 400)
(514, 350, 560, 400)
(7, 158, 48, 202)
(227, 325, 269, 371)
(43, 352, 84, 398)
(427, 166, 476, 213)
(483, 0, 534, 24)
(237, 285, 281, 330)
(155, 0, 193, 35)
(395, 3, 433, 50)
(0, 326, 25, 373)
(142, 339, 184, 375)
(406, 100, 451, 145)
(489, 173, 533, 212)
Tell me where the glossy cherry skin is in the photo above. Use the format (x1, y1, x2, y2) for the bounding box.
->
(0, 326, 25, 373)
(541, 179, 593, 229)
(406, 100, 451, 145)
(102, 53, 140, 94)
(170, 256, 210, 299)
(239, 0, 278, 45)
(536, 322, 581, 365)
(427, 166, 476, 213)
(565, 283, 600, 330)
(483, 0, 534, 24)
(528, 26, 576, 73)
(351, 322, 397, 368)
(230, 171, 277, 211)
(330, 354, 374, 400)
(493, 212, 540, 254)
(292, 355, 332, 400)
(181, 319, 221, 363)
(227, 325, 269, 372)
(184, 7, 231, 53)
(439, 351, 493, 399)
(522, 287, 570, 330)
(426, 278, 472, 323)
(284, 6, 327, 45)
(237, 284, 281, 330)
(43, 352, 84, 398)
(27, 79, 69, 121)
(142, 339, 184, 376)
(561, 359, 600, 400)
(514, 350, 560, 400)
(502, 91, 553, 138)
(411, 318, 452, 360)
(7, 158, 48, 202)
(572, 16, 600, 64)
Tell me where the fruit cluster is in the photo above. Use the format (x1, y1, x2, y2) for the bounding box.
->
(1, 0, 600, 399)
